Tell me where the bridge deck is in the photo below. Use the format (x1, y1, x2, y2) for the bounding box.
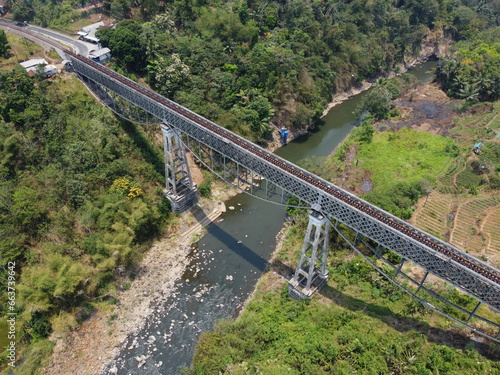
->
(65, 50, 500, 313)
(5, 21, 498, 314)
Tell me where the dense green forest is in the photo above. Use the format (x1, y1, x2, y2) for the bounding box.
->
(6, 0, 500, 141)
(0, 65, 171, 370)
(436, 27, 500, 105)
(0, 0, 499, 373)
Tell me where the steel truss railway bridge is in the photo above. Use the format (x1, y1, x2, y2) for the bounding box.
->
(8, 24, 500, 343)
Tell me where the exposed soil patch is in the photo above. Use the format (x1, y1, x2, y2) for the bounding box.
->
(187, 152, 203, 185)
(378, 83, 459, 137)
(326, 145, 372, 196)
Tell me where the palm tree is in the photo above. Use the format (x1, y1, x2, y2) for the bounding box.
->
(437, 60, 459, 87)
(458, 82, 480, 103)
(473, 72, 494, 101)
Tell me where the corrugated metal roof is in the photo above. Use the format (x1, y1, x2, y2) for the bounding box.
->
(81, 21, 104, 33)
(20, 58, 48, 69)
(89, 47, 111, 58)
(84, 35, 99, 42)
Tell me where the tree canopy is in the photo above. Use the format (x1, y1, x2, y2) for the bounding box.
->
(8, 0, 497, 141)
(436, 29, 500, 104)
(0, 69, 170, 351)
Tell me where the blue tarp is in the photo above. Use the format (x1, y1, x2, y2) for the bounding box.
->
(278, 129, 289, 145)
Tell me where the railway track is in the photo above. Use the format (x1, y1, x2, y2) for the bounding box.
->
(68, 51, 500, 286)
(9, 24, 500, 288)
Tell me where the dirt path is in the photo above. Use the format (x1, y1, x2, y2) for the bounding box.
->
(448, 197, 471, 247)
(409, 194, 428, 226)
(484, 113, 498, 130)
(480, 206, 498, 252)
(452, 160, 468, 190)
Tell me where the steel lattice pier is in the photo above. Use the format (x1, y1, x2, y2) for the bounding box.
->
(55, 49, 500, 343)
(6, 20, 499, 342)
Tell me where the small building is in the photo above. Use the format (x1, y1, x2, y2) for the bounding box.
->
(20, 58, 48, 70)
(88, 47, 111, 64)
(472, 142, 484, 155)
(43, 64, 58, 78)
(77, 21, 104, 44)
(20, 59, 58, 78)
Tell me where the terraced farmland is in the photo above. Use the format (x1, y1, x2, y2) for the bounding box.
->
(413, 192, 453, 239)
(451, 196, 500, 253)
(413, 193, 500, 267)
(483, 206, 500, 261)
(411, 100, 500, 268)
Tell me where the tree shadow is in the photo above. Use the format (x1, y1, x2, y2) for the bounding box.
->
(119, 119, 164, 177)
(319, 284, 500, 361)
(287, 119, 325, 145)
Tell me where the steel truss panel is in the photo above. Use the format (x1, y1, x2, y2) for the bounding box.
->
(289, 210, 331, 299)
(161, 125, 198, 213)
(67, 54, 500, 311)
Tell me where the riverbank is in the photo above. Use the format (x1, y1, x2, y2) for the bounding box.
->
(321, 29, 451, 119)
(268, 55, 436, 153)
(44, 32, 452, 374)
(44, 179, 239, 375)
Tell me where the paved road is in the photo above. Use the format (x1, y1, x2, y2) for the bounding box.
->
(0, 19, 90, 56)
(26, 25, 90, 55)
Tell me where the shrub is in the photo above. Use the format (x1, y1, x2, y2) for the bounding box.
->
(50, 311, 78, 338)
(12, 339, 54, 375)
(198, 181, 212, 198)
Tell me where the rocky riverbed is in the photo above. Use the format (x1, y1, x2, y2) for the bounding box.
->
(44, 33, 451, 373)
(43, 179, 238, 375)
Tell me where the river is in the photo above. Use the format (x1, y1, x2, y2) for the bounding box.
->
(111, 61, 437, 374)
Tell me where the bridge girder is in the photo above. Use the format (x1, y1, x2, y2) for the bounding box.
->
(67, 54, 500, 323)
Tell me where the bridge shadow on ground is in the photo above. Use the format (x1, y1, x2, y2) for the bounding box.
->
(188, 205, 298, 283)
(119, 120, 165, 177)
(191, 204, 296, 279)
(319, 284, 500, 361)
(189, 205, 268, 272)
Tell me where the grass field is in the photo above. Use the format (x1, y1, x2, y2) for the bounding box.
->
(188, 220, 500, 374)
(0, 33, 45, 70)
(357, 127, 457, 189)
